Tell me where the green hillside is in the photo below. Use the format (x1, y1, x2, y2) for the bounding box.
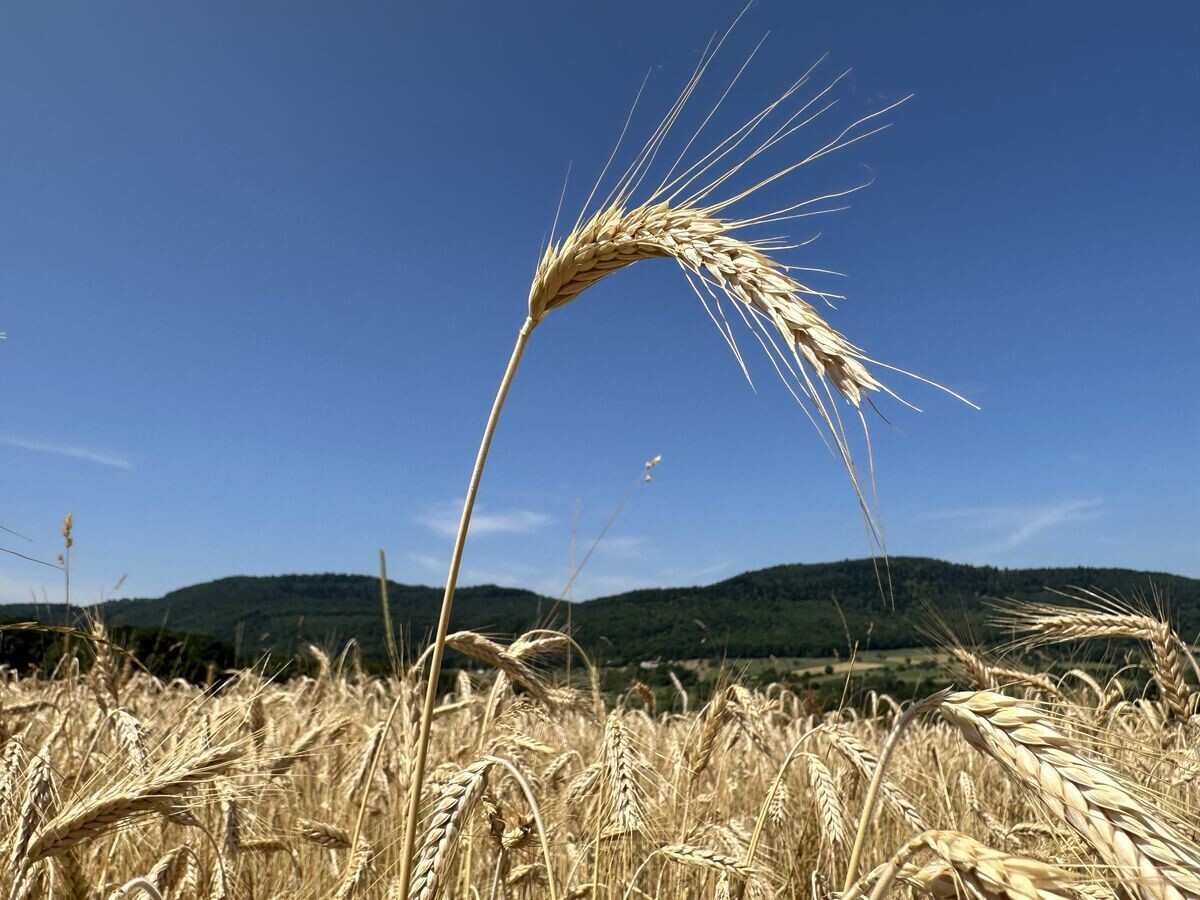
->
(3, 574, 549, 661)
(568, 558, 1199, 662)
(3, 558, 1196, 665)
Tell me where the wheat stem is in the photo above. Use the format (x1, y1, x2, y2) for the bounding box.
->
(397, 317, 536, 898)
(742, 724, 821, 866)
(841, 689, 949, 894)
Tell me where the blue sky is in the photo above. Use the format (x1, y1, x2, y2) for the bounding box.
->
(2, 2, 1197, 604)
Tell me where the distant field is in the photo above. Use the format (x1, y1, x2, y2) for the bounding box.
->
(673, 646, 942, 677)
(600, 646, 955, 709)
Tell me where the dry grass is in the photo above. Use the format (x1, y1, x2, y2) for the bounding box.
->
(0, 613, 1196, 900)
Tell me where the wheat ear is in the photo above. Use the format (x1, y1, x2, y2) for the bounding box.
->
(951, 648, 1063, 700)
(104, 878, 164, 900)
(268, 718, 346, 777)
(528, 200, 896, 422)
(419, 631, 551, 702)
(296, 819, 352, 850)
(939, 690, 1200, 900)
(604, 713, 648, 837)
(25, 743, 242, 862)
(0, 741, 26, 824)
(567, 761, 602, 805)
(144, 846, 189, 896)
(767, 777, 789, 828)
(999, 594, 1192, 721)
(958, 771, 1007, 840)
(347, 720, 388, 798)
(688, 687, 733, 781)
(408, 759, 493, 900)
(661, 844, 759, 880)
(112, 708, 149, 772)
(333, 837, 375, 900)
(804, 752, 848, 851)
(623, 843, 761, 900)
(7, 748, 53, 900)
(826, 725, 927, 834)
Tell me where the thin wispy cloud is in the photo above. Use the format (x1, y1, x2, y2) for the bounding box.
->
(666, 560, 735, 583)
(922, 498, 1104, 554)
(0, 436, 134, 470)
(408, 552, 446, 572)
(590, 535, 649, 561)
(415, 501, 551, 538)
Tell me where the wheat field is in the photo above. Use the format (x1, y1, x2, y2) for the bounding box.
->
(1, 598, 1198, 900)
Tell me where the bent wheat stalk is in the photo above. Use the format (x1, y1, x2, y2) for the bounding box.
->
(396, 55, 963, 895)
(841, 689, 949, 893)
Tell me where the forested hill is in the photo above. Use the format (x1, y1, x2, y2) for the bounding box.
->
(3, 558, 1196, 664)
(567, 559, 1199, 662)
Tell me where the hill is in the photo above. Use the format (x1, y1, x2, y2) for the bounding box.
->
(3, 558, 1196, 665)
(567, 558, 1200, 662)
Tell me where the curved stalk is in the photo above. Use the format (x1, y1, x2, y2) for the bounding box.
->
(840, 689, 950, 895)
(396, 316, 537, 898)
(742, 724, 822, 866)
(484, 754, 560, 900)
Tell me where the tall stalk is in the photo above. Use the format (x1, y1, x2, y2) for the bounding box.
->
(396, 316, 536, 896)
(393, 59, 951, 894)
(379, 549, 399, 676)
